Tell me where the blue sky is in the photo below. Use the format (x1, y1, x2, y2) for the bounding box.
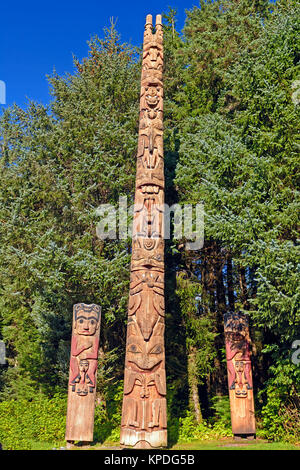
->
(0, 0, 198, 109)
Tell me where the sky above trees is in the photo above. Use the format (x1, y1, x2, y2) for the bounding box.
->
(0, 0, 193, 108)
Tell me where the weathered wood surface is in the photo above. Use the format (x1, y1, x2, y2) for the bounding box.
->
(65, 303, 101, 442)
(120, 14, 167, 449)
(224, 312, 256, 436)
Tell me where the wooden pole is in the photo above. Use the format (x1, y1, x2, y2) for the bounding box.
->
(120, 14, 167, 449)
(65, 303, 101, 444)
(224, 312, 256, 438)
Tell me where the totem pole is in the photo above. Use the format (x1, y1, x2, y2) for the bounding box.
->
(65, 303, 101, 444)
(120, 14, 167, 449)
(224, 312, 256, 438)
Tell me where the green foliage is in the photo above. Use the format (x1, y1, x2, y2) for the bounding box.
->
(0, 21, 139, 399)
(210, 396, 232, 428)
(173, 0, 299, 435)
(258, 359, 300, 443)
(260, 387, 287, 441)
(94, 381, 123, 443)
(176, 272, 217, 383)
(0, 395, 67, 450)
(169, 410, 232, 444)
(165, 0, 270, 119)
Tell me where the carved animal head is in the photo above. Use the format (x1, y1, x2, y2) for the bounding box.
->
(145, 85, 160, 108)
(73, 303, 101, 336)
(126, 320, 164, 370)
(127, 338, 164, 371)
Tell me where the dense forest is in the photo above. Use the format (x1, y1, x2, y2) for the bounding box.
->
(0, 0, 299, 449)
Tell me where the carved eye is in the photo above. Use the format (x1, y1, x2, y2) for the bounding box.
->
(149, 345, 162, 354)
(90, 319, 95, 325)
(128, 344, 141, 353)
(79, 319, 84, 324)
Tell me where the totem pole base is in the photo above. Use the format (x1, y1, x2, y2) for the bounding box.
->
(228, 378, 256, 436)
(234, 434, 256, 440)
(65, 391, 96, 442)
(120, 430, 167, 449)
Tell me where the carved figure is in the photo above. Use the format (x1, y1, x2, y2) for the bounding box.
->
(65, 303, 101, 443)
(120, 14, 167, 449)
(224, 312, 256, 437)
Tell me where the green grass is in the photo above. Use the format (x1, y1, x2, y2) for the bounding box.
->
(170, 438, 300, 450)
(28, 440, 67, 450)
(19, 437, 300, 451)
(68, 437, 299, 451)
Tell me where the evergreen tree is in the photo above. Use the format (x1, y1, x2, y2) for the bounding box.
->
(173, 0, 299, 424)
(0, 23, 140, 399)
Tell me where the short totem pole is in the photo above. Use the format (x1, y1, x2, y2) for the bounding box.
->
(224, 312, 256, 438)
(120, 14, 167, 449)
(65, 303, 101, 444)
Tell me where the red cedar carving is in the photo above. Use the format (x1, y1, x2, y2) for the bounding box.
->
(224, 312, 256, 437)
(120, 14, 167, 449)
(65, 303, 101, 443)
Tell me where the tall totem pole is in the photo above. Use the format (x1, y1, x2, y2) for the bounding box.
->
(224, 312, 256, 438)
(120, 14, 167, 449)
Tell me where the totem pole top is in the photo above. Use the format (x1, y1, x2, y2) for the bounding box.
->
(145, 14, 162, 27)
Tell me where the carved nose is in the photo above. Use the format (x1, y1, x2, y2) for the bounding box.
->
(141, 326, 152, 341)
(142, 358, 149, 369)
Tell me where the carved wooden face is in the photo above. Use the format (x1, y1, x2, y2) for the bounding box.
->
(148, 46, 159, 63)
(226, 331, 245, 345)
(79, 359, 89, 373)
(144, 25, 153, 43)
(145, 86, 160, 108)
(75, 311, 99, 335)
(235, 361, 245, 373)
(236, 388, 247, 398)
(127, 334, 164, 371)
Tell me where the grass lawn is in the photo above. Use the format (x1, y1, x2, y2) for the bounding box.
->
(66, 437, 299, 451)
(24, 437, 299, 450)
(169, 438, 300, 450)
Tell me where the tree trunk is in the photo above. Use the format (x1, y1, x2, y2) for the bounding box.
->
(214, 246, 226, 316)
(188, 345, 202, 424)
(227, 254, 235, 311)
(239, 266, 249, 310)
(213, 242, 227, 395)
